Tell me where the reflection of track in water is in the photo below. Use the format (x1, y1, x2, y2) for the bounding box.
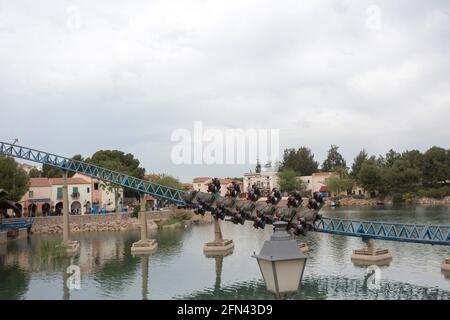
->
(176, 275, 450, 300)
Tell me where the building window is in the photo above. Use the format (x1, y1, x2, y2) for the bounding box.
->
(94, 183, 99, 190)
(29, 191, 34, 198)
(87, 187, 90, 193)
(57, 187, 63, 199)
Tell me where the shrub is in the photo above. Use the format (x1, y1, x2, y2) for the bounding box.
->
(416, 186, 450, 199)
(402, 193, 416, 202)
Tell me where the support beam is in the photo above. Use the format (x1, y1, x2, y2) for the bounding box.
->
(131, 194, 157, 254)
(203, 219, 234, 256)
(58, 171, 80, 256)
(351, 238, 392, 266)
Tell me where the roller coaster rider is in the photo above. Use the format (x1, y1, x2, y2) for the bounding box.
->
(287, 191, 303, 208)
(247, 184, 261, 202)
(227, 181, 241, 198)
(267, 188, 282, 205)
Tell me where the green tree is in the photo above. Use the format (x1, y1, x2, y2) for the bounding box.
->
(86, 150, 145, 199)
(0, 156, 29, 201)
(351, 149, 369, 180)
(277, 169, 305, 193)
(324, 175, 354, 196)
(422, 146, 449, 186)
(279, 147, 319, 175)
(357, 160, 384, 195)
(384, 149, 401, 168)
(384, 159, 421, 193)
(28, 167, 42, 178)
(401, 150, 424, 172)
(322, 145, 347, 172)
(147, 173, 183, 190)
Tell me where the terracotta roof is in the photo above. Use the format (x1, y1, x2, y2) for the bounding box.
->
(193, 177, 211, 183)
(29, 178, 51, 187)
(71, 173, 92, 182)
(49, 178, 91, 185)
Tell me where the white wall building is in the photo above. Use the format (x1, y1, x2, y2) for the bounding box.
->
(243, 170, 279, 195)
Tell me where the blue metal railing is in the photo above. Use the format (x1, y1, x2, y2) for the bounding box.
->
(315, 217, 450, 246)
(1, 218, 34, 229)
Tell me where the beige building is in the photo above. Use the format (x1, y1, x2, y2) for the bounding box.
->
(19, 174, 123, 216)
(300, 172, 338, 196)
(243, 171, 279, 196)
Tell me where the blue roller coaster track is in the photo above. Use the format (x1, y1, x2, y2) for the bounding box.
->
(0, 141, 185, 205)
(1, 141, 449, 246)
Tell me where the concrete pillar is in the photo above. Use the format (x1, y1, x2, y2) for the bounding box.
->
(203, 219, 234, 255)
(59, 171, 80, 256)
(140, 195, 148, 241)
(131, 194, 157, 254)
(214, 219, 223, 242)
(351, 238, 392, 266)
(62, 171, 70, 243)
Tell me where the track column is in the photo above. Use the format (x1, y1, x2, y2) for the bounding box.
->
(59, 171, 80, 255)
(131, 193, 157, 254)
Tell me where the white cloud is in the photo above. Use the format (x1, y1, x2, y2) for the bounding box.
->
(0, 0, 449, 181)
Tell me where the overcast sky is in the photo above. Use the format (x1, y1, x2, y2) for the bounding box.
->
(1, 0, 449, 182)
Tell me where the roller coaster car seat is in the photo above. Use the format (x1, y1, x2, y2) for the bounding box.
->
(307, 198, 319, 210)
(293, 218, 308, 236)
(313, 192, 324, 204)
(231, 208, 246, 225)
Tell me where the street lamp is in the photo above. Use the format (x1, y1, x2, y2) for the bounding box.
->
(253, 221, 307, 298)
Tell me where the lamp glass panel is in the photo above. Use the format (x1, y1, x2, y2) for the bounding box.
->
(274, 259, 305, 293)
(258, 259, 276, 293)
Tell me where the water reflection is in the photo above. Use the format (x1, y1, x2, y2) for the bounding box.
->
(0, 206, 449, 299)
(141, 255, 149, 300)
(178, 275, 450, 300)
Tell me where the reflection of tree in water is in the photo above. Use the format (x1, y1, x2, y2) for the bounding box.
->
(0, 264, 29, 300)
(151, 228, 185, 256)
(177, 275, 450, 300)
(93, 236, 140, 293)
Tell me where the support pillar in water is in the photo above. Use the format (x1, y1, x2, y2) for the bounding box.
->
(203, 219, 234, 255)
(131, 194, 157, 254)
(351, 238, 392, 266)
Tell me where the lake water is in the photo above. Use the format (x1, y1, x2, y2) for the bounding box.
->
(1, 206, 450, 300)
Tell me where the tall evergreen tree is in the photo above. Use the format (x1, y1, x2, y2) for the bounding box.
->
(351, 149, 369, 180)
(279, 147, 319, 175)
(322, 145, 347, 172)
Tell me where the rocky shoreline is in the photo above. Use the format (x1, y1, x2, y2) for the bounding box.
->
(30, 209, 213, 235)
(328, 196, 450, 207)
